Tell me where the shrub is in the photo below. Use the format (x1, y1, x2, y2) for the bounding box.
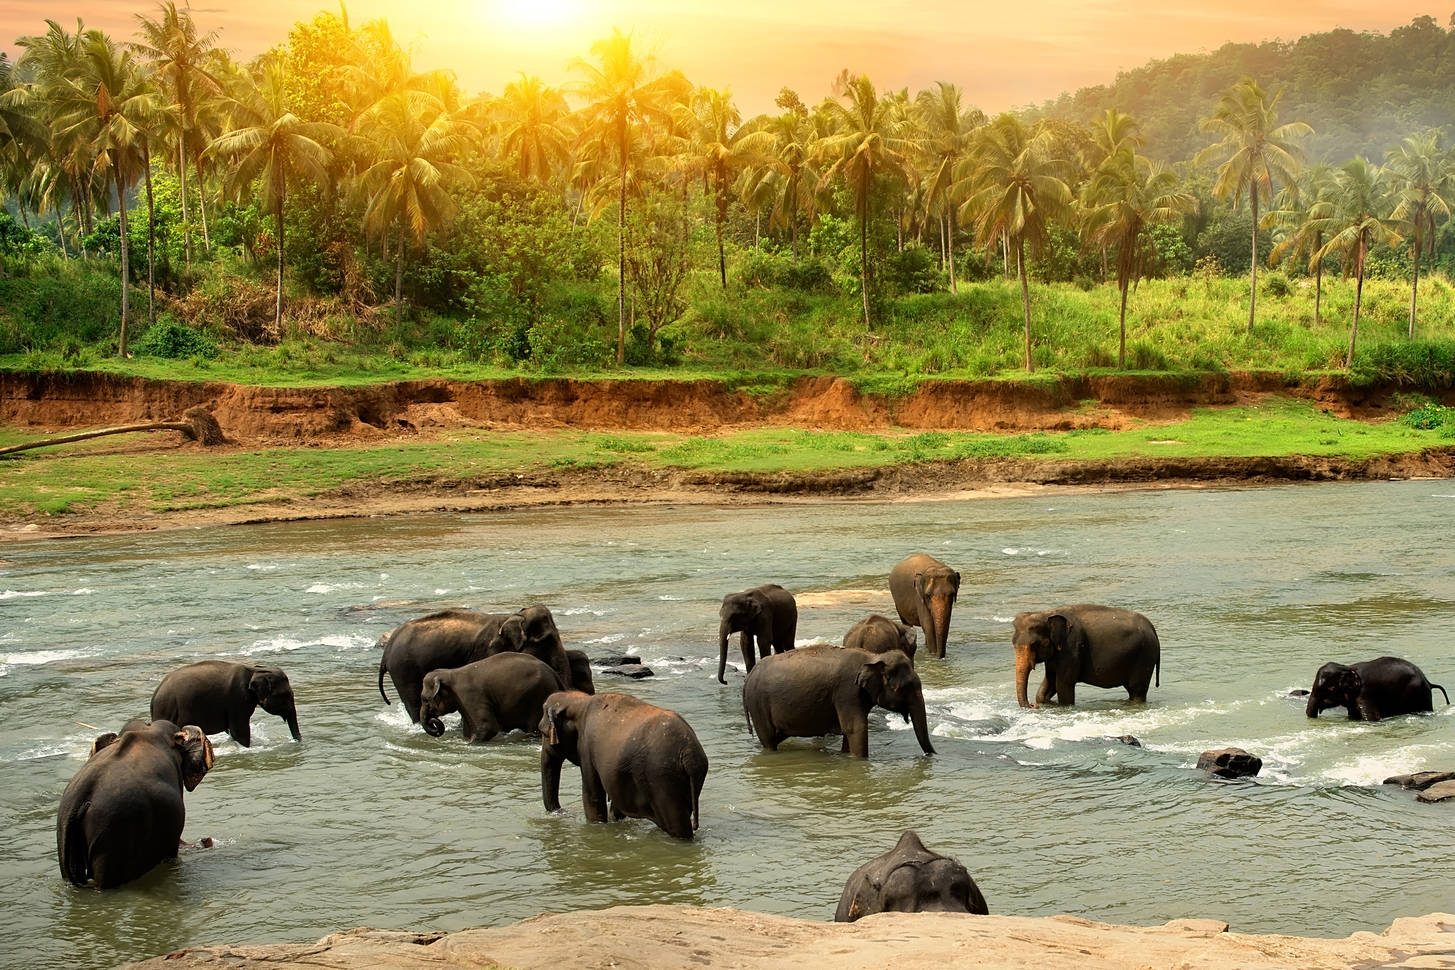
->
(1262, 271, 1292, 297)
(1399, 402, 1455, 429)
(131, 319, 219, 359)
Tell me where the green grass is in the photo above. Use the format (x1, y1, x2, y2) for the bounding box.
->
(2, 399, 1447, 518)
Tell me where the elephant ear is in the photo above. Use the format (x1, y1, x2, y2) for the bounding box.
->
(543, 703, 565, 748)
(857, 659, 889, 696)
(950, 571, 961, 592)
(421, 673, 443, 703)
(173, 725, 215, 792)
(88, 732, 120, 758)
(248, 669, 276, 704)
(1048, 613, 1085, 661)
(912, 571, 926, 597)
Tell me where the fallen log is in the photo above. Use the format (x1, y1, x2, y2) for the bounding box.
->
(0, 405, 225, 457)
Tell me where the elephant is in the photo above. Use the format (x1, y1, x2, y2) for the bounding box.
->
(742, 645, 935, 758)
(717, 584, 798, 684)
(566, 649, 595, 696)
(888, 554, 960, 659)
(487, 605, 576, 691)
(540, 690, 708, 840)
(1012, 605, 1161, 709)
(378, 609, 513, 723)
(150, 660, 301, 748)
(844, 614, 918, 663)
(834, 830, 989, 922)
(57, 719, 215, 888)
(419, 652, 564, 741)
(1305, 656, 1449, 721)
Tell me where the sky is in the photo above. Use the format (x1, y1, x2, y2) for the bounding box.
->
(1, 0, 1446, 113)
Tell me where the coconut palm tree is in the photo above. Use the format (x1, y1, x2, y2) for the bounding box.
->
(741, 105, 821, 259)
(493, 73, 571, 183)
(1197, 77, 1312, 332)
(959, 114, 1073, 372)
(1264, 163, 1336, 326)
(1311, 158, 1401, 368)
(1082, 151, 1196, 367)
(1385, 130, 1454, 339)
(208, 60, 339, 334)
(16, 19, 97, 251)
(913, 81, 984, 293)
(568, 28, 691, 363)
(815, 73, 916, 328)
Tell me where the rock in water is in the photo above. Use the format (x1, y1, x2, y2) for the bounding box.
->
(1114, 735, 1142, 748)
(601, 665, 654, 680)
(1197, 748, 1262, 779)
(1382, 770, 1455, 791)
(1415, 780, 1455, 804)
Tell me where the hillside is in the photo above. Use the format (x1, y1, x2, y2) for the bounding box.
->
(1034, 15, 1455, 164)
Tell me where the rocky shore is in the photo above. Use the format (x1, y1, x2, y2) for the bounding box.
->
(119, 905, 1455, 970)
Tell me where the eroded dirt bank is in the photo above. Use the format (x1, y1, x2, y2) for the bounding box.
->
(3, 370, 1447, 443)
(119, 905, 1455, 970)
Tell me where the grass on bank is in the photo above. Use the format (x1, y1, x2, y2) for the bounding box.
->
(2, 399, 1452, 519)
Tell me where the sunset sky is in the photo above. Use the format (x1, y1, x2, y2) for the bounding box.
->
(1, 1, 1444, 112)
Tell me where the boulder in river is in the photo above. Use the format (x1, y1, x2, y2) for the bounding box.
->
(1196, 748, 1262, 779)
(1415, 781, 1455, 804)
(594, 655, 642, 667)
(1383, 770, 1455, 791)
(1114, 735, 1142, 748)
(600, 665, 654, 680)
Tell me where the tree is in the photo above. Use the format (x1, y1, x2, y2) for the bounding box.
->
(913, 81, 984, 293)
(569, 28, 690, 363)
(1311, 158, 1401, 368)
(1083, 150, 1195, 367)
(1386, 130, 1454, 339)
(815, 73, 916, 328)
(208, 61, 339, 334)
(493, 74, 571, 182)
(1197, 78, 1312, 332)
(959, 114, 1073, 372)
(1264, 163, 1336, 325)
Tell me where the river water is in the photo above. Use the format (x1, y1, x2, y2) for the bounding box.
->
(3, 482, 1454, 969)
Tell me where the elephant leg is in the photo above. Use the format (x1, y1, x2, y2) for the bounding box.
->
(1035, 675, 1056, 706)
(1127, 668, 1153, 704)
(751, 714, 780, 751)
(739, 631, 755, 673)
(841, 712, 870, 758)
(580, 765, 610, 823)
(229, 714, 252, 748)
(652, 792, 695, 840)
(1355, 697, 1381, 721)
(1054, 670, 1077, 706)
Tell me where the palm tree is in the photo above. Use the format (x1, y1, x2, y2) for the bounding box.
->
(132, 1, 220, 266)
(1386, 130, 1454, 339)
(742, 105, 820, 259)
(815, 73, 916, 328)
(208, 61, 339, 334)
(1197, 77, 1312, 332)
(959, 114, 1073, 372)
(1264, 163, 1336, 326)
(493, 73, 571, 182)
(16, 19, 96, 252)
(355, 89, 474, 319)
(45, 28, 158, 356)
(913, 81, 984, 293)
(675, 87, 773, 288)
(1311, 158, 1401, 368)
(569, 28, 690, 363)
(1082, 151, 1195, 367)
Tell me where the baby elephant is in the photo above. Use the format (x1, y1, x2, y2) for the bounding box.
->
(540, 691, 708, 840)
(419, 652, 563, 742)
(1306, 656, 1449, 721)
(57, 719, 215, 888)
(835, 830, 989, 922)
(151, 660, 301, 747)
(845, 614, 918, 663)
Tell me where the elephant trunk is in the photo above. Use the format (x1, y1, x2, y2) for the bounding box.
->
(927, 598, 952, 659)
(1305, 693, 1321, 718)
(717, 620, 731, 685)
(1015, 650, 1035, 709)
(910, 689, 935, 755)
(541, 746, 564, 812)
(422, 713, 446, 737)
(285, 708, 301, 741)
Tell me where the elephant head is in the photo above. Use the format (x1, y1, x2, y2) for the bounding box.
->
(913, 566, 960, 659)
(491, 606, 559, 654)
(249, 666, 301, 741)
(539, 690, 590, 812)
(718, 590, 768, 684)
(172, 723, 215, 791)
(418, 670, 458, 737)
(1012, 610, 1084, 709)
(836, 830, 988, 921)
(856, 653, 935, 755)
(1307, 662, 1361, 718)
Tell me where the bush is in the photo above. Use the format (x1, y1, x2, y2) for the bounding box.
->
(1262, 271, 1292, 297)
(1399, 402, 1455, 429)
(1352, 339, 1455, 388)
(131, 319, 219, 359)
(882, 244, 943, 295)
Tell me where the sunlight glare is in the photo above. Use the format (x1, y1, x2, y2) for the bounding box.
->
(495, 0, 582, 28)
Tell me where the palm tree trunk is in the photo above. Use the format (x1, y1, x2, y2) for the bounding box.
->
(1118, 278, 1130, 369)
(858, 190, 870, 329)
(116, 167, 131, 358)
(1314, 249, 1323, 327)
(1408, 240, 1421, 340)
(1018, 240, 1032, 373)
(194, 151, 212, 253)
(948, 208, 958, 295)
(178, 141, 192, 269)
(1247, 189, 1259, 333)
(1346, 256, 1364, 369)
(616, 121, 627, 365)
(715, 171, 727, 290)
(274, 192, 285, 337)
(394, 224, 405, 324)
(789, 171, 800, 260)
(143, 144, 157, 326)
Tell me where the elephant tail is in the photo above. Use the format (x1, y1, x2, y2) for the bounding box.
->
(57, 800, 91, 886)
(1156, 657, 1160, 688)
(378, 659, 391, 706)
(1432, 682, 1450, 706)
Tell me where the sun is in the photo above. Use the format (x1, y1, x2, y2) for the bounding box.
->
(495, 0, 582, 28)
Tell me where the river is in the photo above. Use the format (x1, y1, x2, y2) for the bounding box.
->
(2, 481, 1453, 970)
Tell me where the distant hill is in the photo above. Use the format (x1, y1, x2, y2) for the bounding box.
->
(1033, 15, 1455, 165)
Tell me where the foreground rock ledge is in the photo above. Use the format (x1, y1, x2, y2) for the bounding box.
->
(120, 905, 1455, 970)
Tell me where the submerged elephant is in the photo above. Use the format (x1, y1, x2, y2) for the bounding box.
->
(57, 719, 214, 888)
(844, 614, 918, 663)
(742, 645, 935, 758)
(378, 610, 512, 723)
(717, 584, 798, 684)
(151, 660, 301, 747)
(1306, 656, 1449, 721)
(888, 555, 960, 659)
(1012, 605, 1160, 708)
(540, 690, 708, 840)
(835, 830, 989, 922)
(419, 652, 564, 742)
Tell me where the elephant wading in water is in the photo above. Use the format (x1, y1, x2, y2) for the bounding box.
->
(57, 720, 215, 888)
(151, 660, 300, 747)
(889, 555, 960, 659)
(835, 830, 989, 922)
(488, 605, 576, 690)
(742, 646, 935, 758)
(540, 691, 708, 840)
(717, 584, 798, 684)
(419, 652, 564, 741)
(844, 614, 918, 663)
(1012, 605, 1161, 708)
(1306, 656, 1449, 721)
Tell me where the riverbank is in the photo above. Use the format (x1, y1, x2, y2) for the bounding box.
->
(119, 905, 1455, 969)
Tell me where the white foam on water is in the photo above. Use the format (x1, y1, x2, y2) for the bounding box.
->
(795, 636, 835, 648)
(324, 633, 375, 651)
(584, 633, 627, 645)
(14, 739, 85, 761)
(304, 582, 365, 595)
(657, 595, 683, 601)
(559, 607, 607, 617)
(375, 706, 415, 729)
(246, 564, 281, 572)
(0, 648, 88, 666)
(1323, 743, 1455, 786)
(0, 589, 48, 600)
(71, 588, 95, 596)
(235, 637, 308, 656)
(434, 588, 449, 596)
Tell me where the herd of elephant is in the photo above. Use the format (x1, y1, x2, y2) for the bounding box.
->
(54, 553, 1450, 922)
